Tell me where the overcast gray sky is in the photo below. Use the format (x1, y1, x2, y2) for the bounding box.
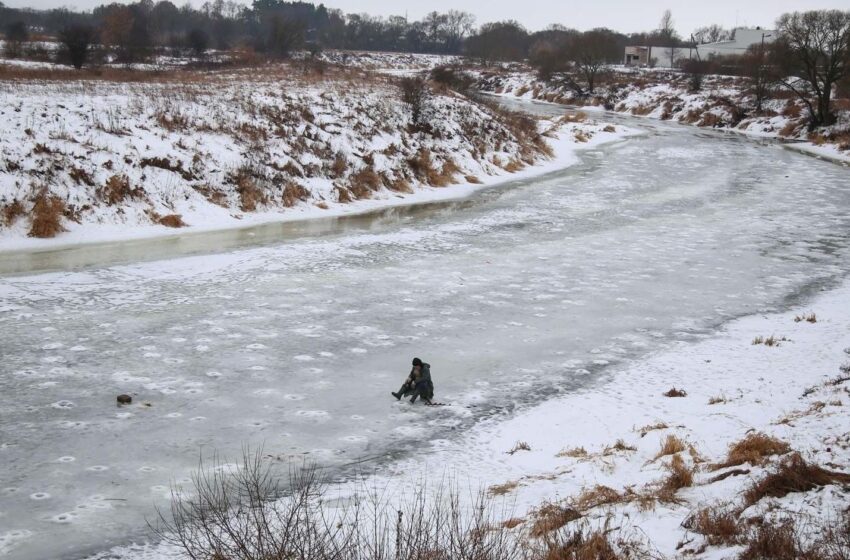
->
(6, 0, 849, 34)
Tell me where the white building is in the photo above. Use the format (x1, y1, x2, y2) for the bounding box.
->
(624, 28, 776, 68)
(695, 27, 775, 59)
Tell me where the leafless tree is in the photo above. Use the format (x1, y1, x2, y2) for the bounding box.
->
(400, 75, 430, 130)
(741, 43, 775, 113)
(58, 24, 96, 69)
(774, 9, 850, 128)
(693, 24, 732, 44)
(568, 29, 621, 94)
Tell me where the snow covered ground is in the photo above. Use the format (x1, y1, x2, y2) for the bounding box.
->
(477, 68, 850, 165)
(2, 104, 850, 559)
(0, 63, 628, 253)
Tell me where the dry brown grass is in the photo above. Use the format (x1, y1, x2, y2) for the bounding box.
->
(507, 441, 532, 455)
(794, 313, 818, 324)
(2, 200, 26, 227)
(779, 120, 802, 137)
(739, 521, 802, 560)
(712, 433, 791, 471)
(654, 435, 686, 460)
(657, 455, 694, 502)
(489, 481, 519, 496)
(503, 159, 526, 172)
(28, 189, 65, 238)
(603, 125, 616, 133)
(708, 396, 727, 405)
(685, 506, 741, 546)
(157, 214, 186, 228)
(744, 454, 850, 507)
(752, 335, 788, 347)
(571, 486, 625, 511)
(557, 447, 589, 459)
(529, 503, 582, 537)
(663, 388, 687, 398)
(69, 166, 95, 186)
(637, 423, 669, 438)
(99, 174, 145, 205)
(335, 186, 353, 204)
(281, 181, 310, 207)
(537, 520, 650, 560)
(501, 517, 525, 529)
(603, 439, 637, 455)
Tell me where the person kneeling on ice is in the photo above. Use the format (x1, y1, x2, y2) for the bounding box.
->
(392, 358, 433, 404)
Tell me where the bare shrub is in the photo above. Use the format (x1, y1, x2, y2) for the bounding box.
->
(349, 167, 382, 198)
(744, 453, 850, 507)
(28, 189, 66, 238)
(230, 166, 268, 212)
(400, 75, 430, 130)
(99, 174, 144, 205)
(2, 200, 26, 227)
(282, 181, 310, 207)
(663, 388, 687, 398)
(711, 433, 790, 471)
(157, 214, 186, 228)
(154, 447, 525, 560)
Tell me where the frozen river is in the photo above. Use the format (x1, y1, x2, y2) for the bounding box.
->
(2, 106, 850, 560)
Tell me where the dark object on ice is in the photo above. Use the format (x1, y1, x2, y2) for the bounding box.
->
(117, 394, 132, 405)
(663, 387, 687, 398)
(392, 358, 434, 404)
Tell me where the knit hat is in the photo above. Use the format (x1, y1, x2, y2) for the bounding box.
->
(412, 357, 423, 366)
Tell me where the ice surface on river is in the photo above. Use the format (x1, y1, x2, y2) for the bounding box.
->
(2, 114, 850, 559)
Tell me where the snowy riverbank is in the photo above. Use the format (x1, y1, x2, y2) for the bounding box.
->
(0, 65, 632, 253)
(67, 272, 850, 560)
(477, 68, 850, 166)
(358, 282, 850, 557)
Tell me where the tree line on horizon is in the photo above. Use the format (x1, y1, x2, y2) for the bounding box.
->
(2, 2, 848, 128)
(0, 0, 742, 63)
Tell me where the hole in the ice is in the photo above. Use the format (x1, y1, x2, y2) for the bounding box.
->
(139, 466, 155, 472)
(52, 514, 74, 523)
(30, 492, 51, 500)
(165, 412, 182, 418)
(51, 400, 75, 409)
(284, 394, 305, 401)
(246, 343, 267, 350)
(57, 456, 75, 463)
(87, 465, 109, 472)
(206, 371, 222, 378)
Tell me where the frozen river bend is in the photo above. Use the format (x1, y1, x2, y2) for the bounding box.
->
(2, 109, 850, 559)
